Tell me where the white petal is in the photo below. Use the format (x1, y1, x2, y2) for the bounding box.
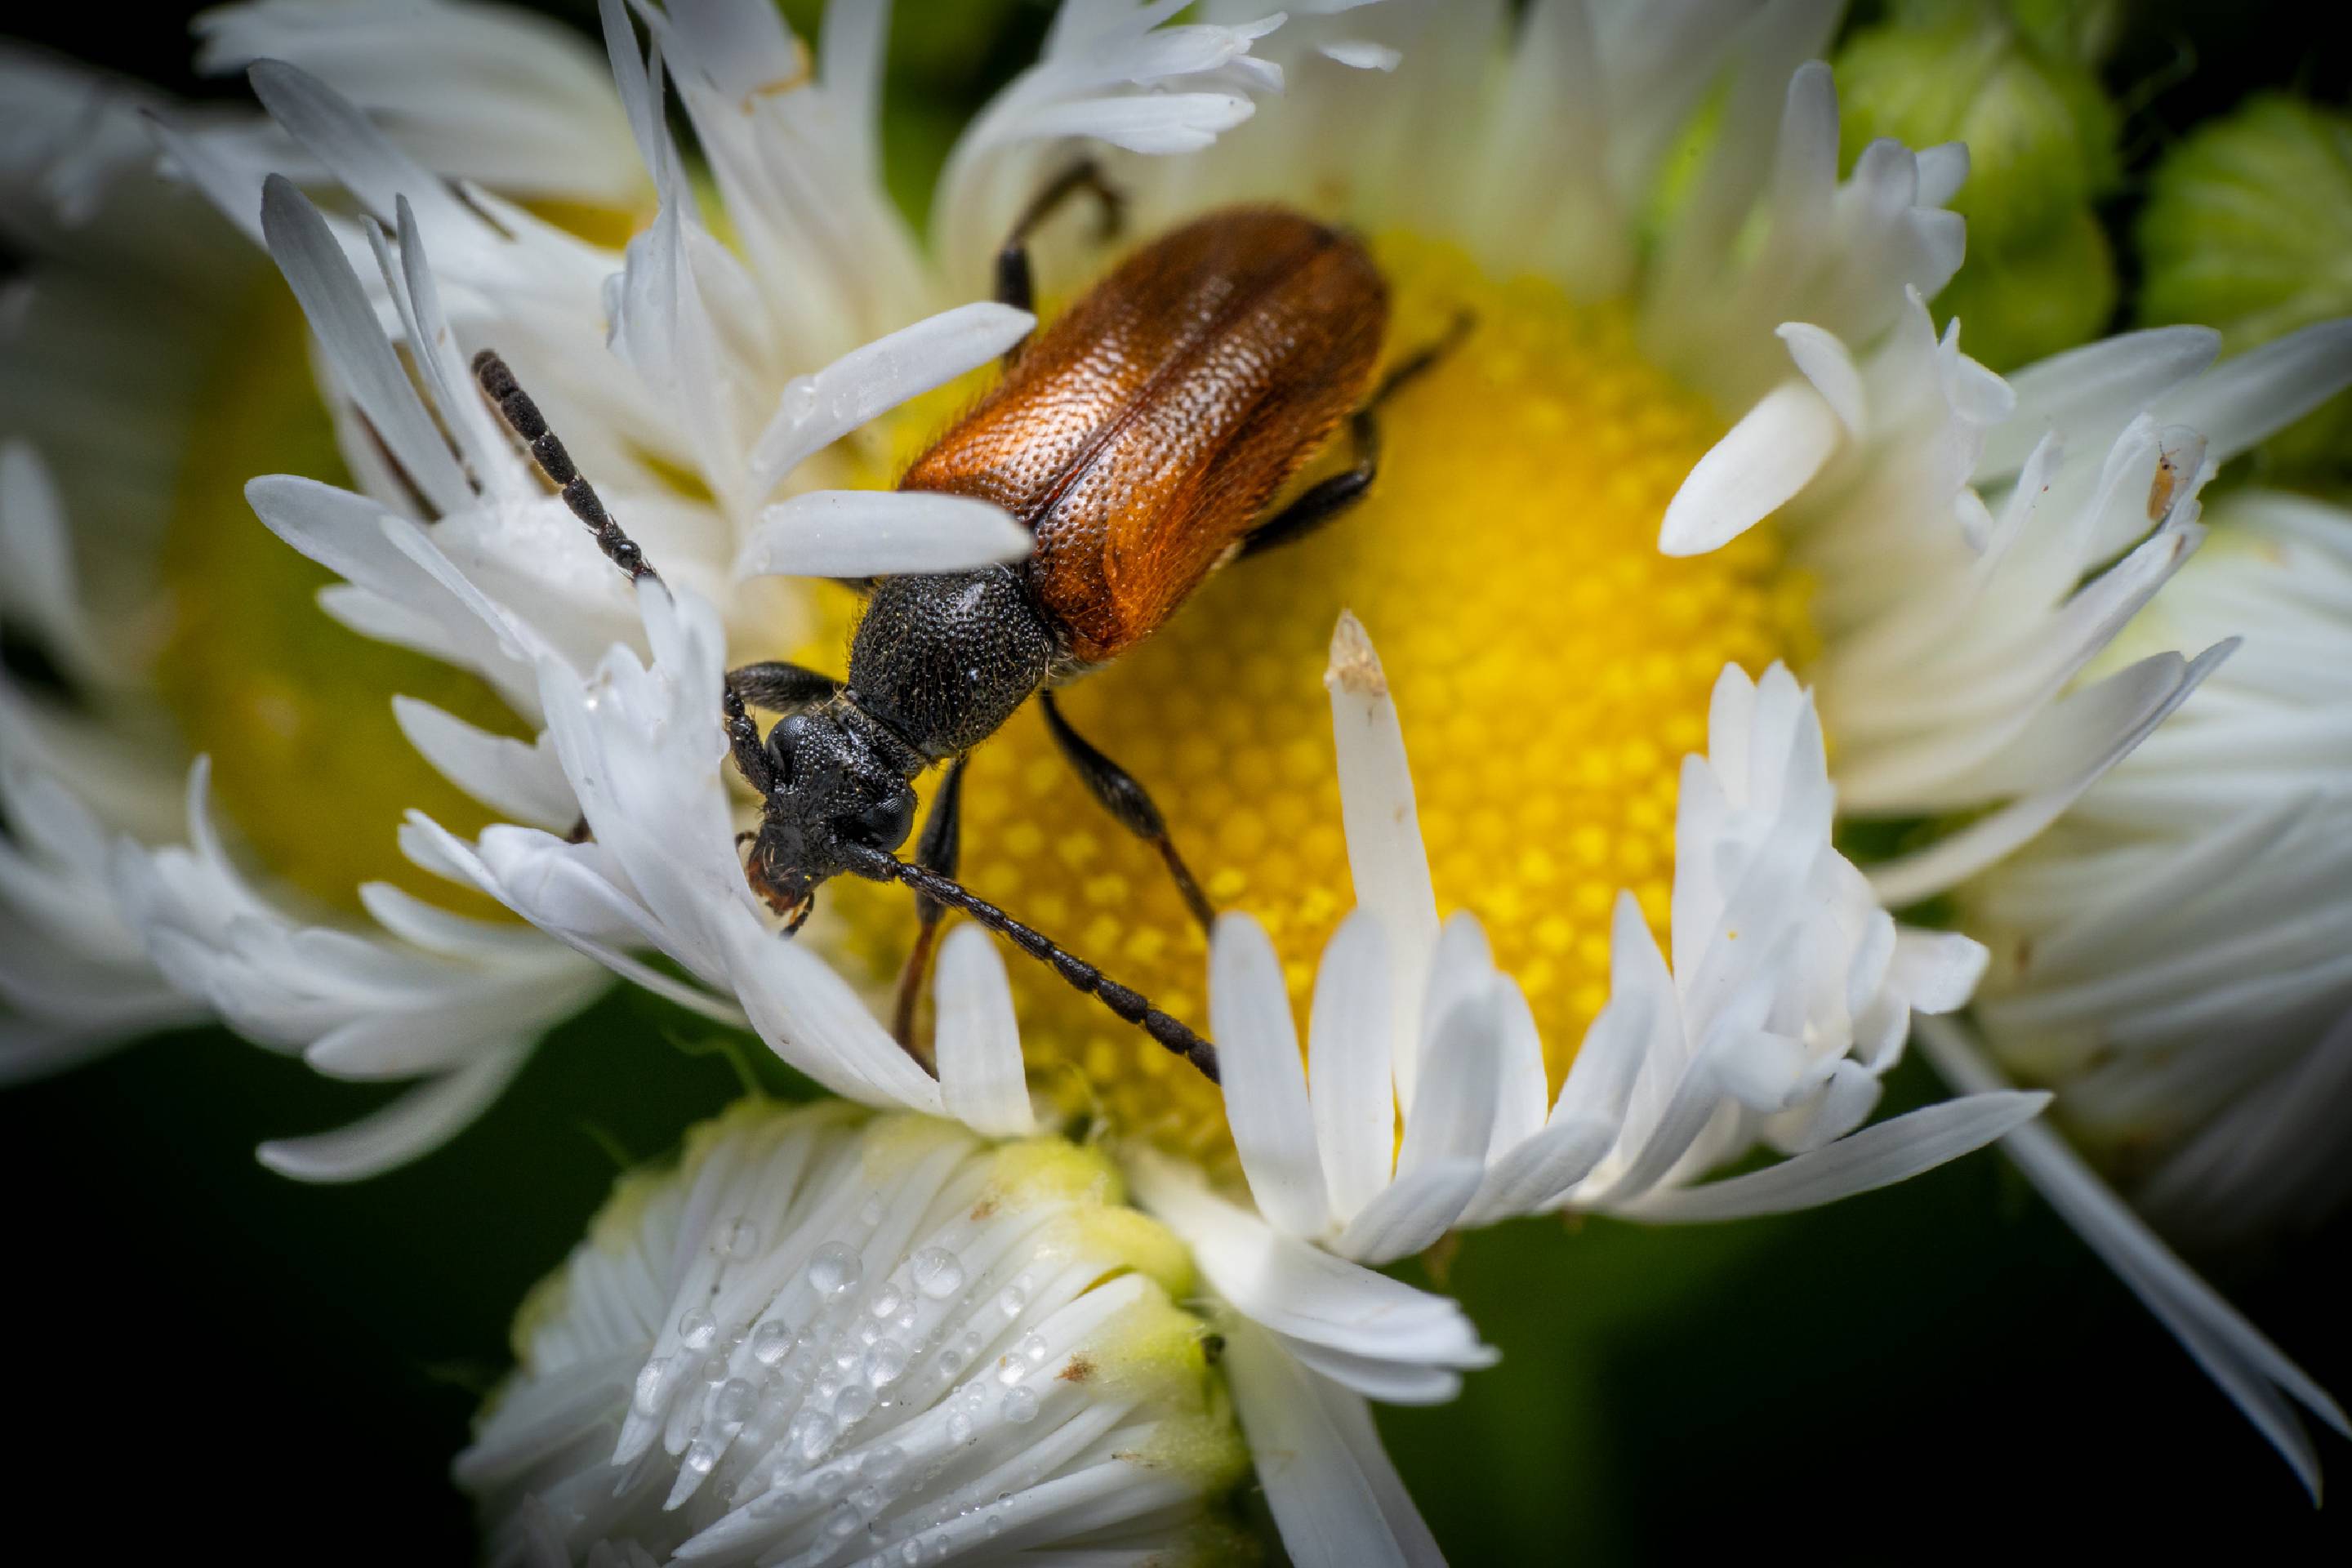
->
(1223, 1325, 1440, 1568)
(735, 491, 1031, 580)
(1659, 377, 1841, 555)
(1325, 612, 1440, 1108)
(1888, 926, 1987, 1015)
(1214, 912, 1330, 1239)
(392, 699, 575, 832)
(1980, 326, 2220, 480)
(1869, 641, 2238, 905)
(1918, 1018, 2349, 1498)
(1777, 321, 1866, 435)
(258, 174, 470, 518)
(1622, 1091, 2048, 1222)
(2152, 318, 2352, 466)
(1308, 909, 1397, 1226)
(934, 923, 1036, 1137)
(1332, 1157, 1486, 1267)
(1462, 1116, 1617, 1225)
(256, 1046, 532, 1183)
(747, 301, 1036, 496)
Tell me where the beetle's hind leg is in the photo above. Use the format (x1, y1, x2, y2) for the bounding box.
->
(1241, 310, 1477, 557)
(995, 158, 1126, 319)
(1041, 692, 1216, 935)
(890, 755, 969, 1060)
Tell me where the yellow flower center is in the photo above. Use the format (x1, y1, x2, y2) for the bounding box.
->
(820, 233, 1814, 1163)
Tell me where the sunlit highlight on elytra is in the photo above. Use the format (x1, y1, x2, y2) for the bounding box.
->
(822, 234, 1814, 1164)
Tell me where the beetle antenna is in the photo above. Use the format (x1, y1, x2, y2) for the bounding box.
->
(473, 349, 658, 584)
(840, 843, 1220, 1085)
(473, 348, 775, 795)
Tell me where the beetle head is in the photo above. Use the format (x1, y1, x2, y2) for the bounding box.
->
(743, 707, 915, 929)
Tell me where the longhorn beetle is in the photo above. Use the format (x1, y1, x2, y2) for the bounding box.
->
(474, 162, 1465, 1085)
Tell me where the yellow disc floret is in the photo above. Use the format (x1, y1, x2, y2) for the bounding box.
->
(822, 232, 1812, 1165)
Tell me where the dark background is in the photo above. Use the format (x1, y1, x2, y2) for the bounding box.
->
(4, 2, 2346, 1561)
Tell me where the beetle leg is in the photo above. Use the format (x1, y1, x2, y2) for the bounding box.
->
(1241, 310, 1477, 557)
(727, 661, 843, 715)
(1241, 408, 1379, 557)
(995, 158, 1127, 320)
(1040, 692, 1215, 934)
(724, 679, 776, 795)
(890, 755, 969, 1058)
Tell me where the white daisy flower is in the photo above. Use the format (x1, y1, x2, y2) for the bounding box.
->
(0, 3, 649, 1173)
(1904, 488, 2352, 1497)
(12, 0, 2352, 1536)
(1126, 614, 2041, 1539)
(460, 1098, 1250, 1566)
(1965, 490, 2352, 1240)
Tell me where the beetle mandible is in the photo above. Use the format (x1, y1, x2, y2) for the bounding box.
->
(473, 162, 1466, 1084)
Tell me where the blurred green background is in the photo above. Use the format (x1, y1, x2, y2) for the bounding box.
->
(2, 1, 2347, 1561)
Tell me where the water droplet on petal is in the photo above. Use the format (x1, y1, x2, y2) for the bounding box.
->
(910, 1247, 964, 1299)
(1000, 1386, 1038, 1424)
(808, 1242, 862, 1298)
(679, 1310, 717, 1351)
(632, 1356, 668, 1417)
(715, 1378, 757, 1428)
(751, 1321, 794, 1365)
(718, 1218, 760, 1260)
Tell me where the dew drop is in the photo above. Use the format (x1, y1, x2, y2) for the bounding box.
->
(717, 1218, 760, 1261)
(632, 1357, 668, 1418)
(679, 1310, 718, 1351)
(751, 1321, 794, 1366)
(1016, 1331, 1049, 1365)
(714, 1378, 757, 1428)
(866, 1339, 908, 1387)
(996, 1282, 1029, 1318)
(790, 1410, 835, 1462)
(870, 1284, 907, 1320)
(683, 1438, 719, 1477)
(909, 1247, 964, 1299)
(808, 1242, 862, 1298)
(1000, 1386, 1039, 1424)
(946, 1410, 973, 1446)
(868, 1445, 908, 1483)
(936, 1347, 966, 1376)
(826, 1503, 862, 1539)
(994, 1355, 1025, 1388)
(835, 1384, 875, 1425)
(859, 1196, 886, 1227)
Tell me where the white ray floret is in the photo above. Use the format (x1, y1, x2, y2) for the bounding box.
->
(460, 1101, 1246, 1567)
(1133, 615, 2043, 1568)
(191, 0, 647, 207)
(225, 179, 1038, 1118)
(1966, 491, 2352, 1243)
(1671, 309, 2352, 906)
(1918, 1017, 2350, 1503)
